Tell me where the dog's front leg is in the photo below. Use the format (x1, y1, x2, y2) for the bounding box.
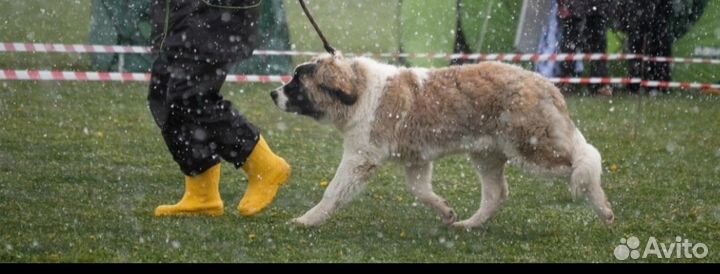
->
(405, 162, 457, 225)
(292, 151, 379, 227)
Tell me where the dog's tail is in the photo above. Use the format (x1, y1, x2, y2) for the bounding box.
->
(570, 129, 614, 225)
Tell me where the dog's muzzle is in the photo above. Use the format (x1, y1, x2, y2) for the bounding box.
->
(271, 90, 279, 103)
(270, 88, 287, 111)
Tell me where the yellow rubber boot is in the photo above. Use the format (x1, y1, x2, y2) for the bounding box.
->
(238, 136, 291, 216)
(154, 164, 224, 217)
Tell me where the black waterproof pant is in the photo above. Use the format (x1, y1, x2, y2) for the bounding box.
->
(148, 54, 259, 176)
(626, 0, 674, 92)
(559, 15, 609, 93)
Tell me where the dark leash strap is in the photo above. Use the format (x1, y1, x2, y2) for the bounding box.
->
(298, 0, 336, 55)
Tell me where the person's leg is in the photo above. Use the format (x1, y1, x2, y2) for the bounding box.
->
(647, 0, 673, 93)
(559, 17, 582, 77)
(450, 0, 472, 66)
(149, 55, 225, 216)
(236, 135, 291, 216)
(191, 63, 291, 216)
(585, 14, 612, 96)
(148, 55, 170, 129)
(160, 58, 231, 176)
(154, 57, 290, 217)
(558, 16, 582, 93)
(626, 27, 644, 93)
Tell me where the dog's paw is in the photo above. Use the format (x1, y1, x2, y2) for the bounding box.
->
(441, 208, 458, 225)
(290, 216, 319, 228)
(450, 219, 479, 231)
(290, 217, 310, 227)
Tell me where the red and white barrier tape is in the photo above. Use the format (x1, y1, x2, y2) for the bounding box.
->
(0, 70, 290, 84)
(3, 42, 720, 64)
(2, 69, 718, 90)
(548, 77, 720, 90)
(0, 43, 150, 54)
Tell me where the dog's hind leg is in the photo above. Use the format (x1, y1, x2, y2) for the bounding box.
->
(570, 131, 614, 226)
(292, 151, 379, 227)
(405, 161, 457, 225)
(452, 152, 509, 230)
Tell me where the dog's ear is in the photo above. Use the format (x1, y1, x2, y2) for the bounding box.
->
(316, 57, 357, 105)
(320, 84, 357, 105)
(294, 63, 316, 77)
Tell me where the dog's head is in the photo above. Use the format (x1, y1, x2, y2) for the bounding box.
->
(271, 53, 363, 123)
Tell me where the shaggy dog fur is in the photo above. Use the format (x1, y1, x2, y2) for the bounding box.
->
(271, 54, 614, 229)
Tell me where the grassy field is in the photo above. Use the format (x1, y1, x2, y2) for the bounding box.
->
(673, 0, 720, 83)
(0, 0, 92, 71)
(1, 0, 720, 263)
(1, 81, 719, 262)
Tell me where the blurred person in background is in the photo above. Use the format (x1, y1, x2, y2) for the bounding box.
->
(615, 0, 708, 95)
(557, 0, 613, 96)
(616, 0, 674, 95)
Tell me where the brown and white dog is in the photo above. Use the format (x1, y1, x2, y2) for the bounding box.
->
(271, 53, 614, 229)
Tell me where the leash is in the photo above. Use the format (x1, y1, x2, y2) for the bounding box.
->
(298, 0, 336, 55)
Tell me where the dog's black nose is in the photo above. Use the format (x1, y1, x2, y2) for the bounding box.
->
(270, 90, 278, 101)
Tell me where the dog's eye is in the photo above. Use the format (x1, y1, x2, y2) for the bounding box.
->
(286, 80, 298, 88)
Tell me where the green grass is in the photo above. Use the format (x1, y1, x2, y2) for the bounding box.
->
(673, 0, 720, 83)
(0, 0, 93, 71)
(285, 0, 400, 55)
(1, 0, 720, 263)
(1, 81, 719, 262)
